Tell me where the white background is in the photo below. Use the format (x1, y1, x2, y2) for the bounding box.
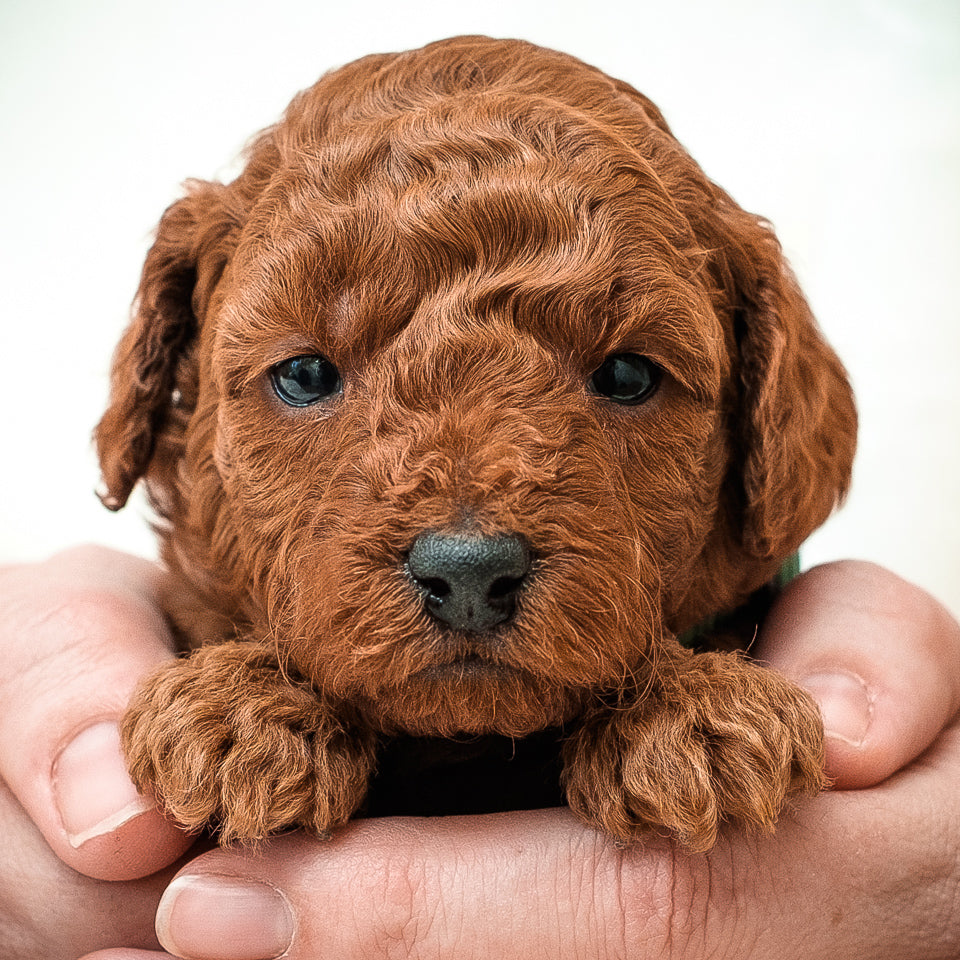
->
(2, 0, 958, 617)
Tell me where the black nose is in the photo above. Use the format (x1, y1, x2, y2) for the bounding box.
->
(406, 532, 532, 633)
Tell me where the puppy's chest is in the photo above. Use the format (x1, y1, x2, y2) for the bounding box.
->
(363, 728, 566, 817)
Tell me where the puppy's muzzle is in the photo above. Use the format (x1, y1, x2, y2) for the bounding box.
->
(406, 531, 532, 633)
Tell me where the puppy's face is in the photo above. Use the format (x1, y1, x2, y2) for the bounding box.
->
(96, 38, 856, 738)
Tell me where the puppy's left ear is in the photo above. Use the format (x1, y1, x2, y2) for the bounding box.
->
(712, 206, 857, 561)
(95, 180, 240, 510)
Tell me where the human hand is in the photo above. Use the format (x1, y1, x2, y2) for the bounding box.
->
(0, 546, 195, 959)
(70, 560, 960, 960)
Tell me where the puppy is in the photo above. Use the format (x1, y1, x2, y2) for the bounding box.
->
(96, 35, 856, 851)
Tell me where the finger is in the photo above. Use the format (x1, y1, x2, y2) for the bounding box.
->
(78, 952, 175, 960)
(0, 779, 171, 959)
(154, 810, 623, 960)
(0, 546, 194, 880)
(756, 560, 960, 787)
(153, 757, 960, 960)
(660, 722, 960, 958)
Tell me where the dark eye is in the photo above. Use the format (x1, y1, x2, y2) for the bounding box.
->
(270, 354, 342, 406)
(589, 353, 662, 405)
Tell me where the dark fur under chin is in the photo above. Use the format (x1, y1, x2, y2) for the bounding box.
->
(364, 728, 568, 816)
(354, 670, 589, 738)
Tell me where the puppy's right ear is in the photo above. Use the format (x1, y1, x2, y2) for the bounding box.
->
(95, 181, 239, 510)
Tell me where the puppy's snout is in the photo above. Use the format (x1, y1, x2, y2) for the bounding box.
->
(406, 532, 531, 633)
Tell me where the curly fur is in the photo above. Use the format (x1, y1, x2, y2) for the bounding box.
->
(95, 36, 856, 850)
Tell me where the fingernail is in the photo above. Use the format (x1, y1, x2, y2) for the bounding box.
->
(802, 672, 873, 747)
(52, 721, 154, 848)
(157, 875, 296, 960)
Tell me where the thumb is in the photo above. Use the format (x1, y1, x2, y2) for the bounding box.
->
(0, 546, 194, 880)
(79, 953, 175, 959)
(756, 560, 960, 788)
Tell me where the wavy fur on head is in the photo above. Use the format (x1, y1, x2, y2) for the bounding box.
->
(96, 36, 856, 850)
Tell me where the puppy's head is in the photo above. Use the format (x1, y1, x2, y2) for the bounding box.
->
(96, 37, 856, 737)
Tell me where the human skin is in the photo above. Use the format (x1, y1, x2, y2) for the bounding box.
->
(0, 548, 956, 959)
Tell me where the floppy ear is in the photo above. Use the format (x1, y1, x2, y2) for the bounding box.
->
(95, 181, 239, 510)
(610, 82, 856, 562)
(714, 205, 857, 560)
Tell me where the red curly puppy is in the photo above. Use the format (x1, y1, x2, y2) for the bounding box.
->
(95, 36, 856, 851)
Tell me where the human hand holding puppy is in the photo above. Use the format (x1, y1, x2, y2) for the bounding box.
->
(5, 34, 957, 960)
(1, 551, 957, 958)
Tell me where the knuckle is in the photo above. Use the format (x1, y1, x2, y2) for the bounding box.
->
(619, 837, 759, 960)
(358, 845, 436, 959)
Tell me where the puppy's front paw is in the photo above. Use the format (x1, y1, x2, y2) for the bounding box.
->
(563, 652, 825, 851)
(120, 642, 375, 842)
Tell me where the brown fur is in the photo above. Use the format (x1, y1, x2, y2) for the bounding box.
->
(95, 36, 856, 851)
